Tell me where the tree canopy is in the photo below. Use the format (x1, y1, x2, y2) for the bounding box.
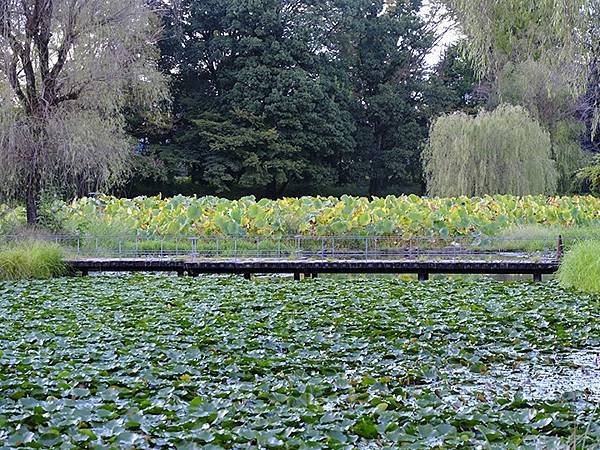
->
(143, 0, 454, 197)
(438, 0, 599, 192)
(7, 0, 596, 203)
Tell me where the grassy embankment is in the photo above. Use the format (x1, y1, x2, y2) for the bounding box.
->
(0, 241, 67, 280)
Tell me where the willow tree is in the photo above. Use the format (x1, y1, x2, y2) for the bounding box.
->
(493, 59, 587, 192)
(422, 105, 558, 196)
(439, 0, 600, 123)
(439, 0, 597, 76)
(0, 0, 168, 223)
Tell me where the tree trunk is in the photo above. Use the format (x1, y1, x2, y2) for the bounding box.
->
(25, 184, 39, 225)
(368, 176, 382, 197)
(266, 180, 288, 198)
(368, 131, 384, 197)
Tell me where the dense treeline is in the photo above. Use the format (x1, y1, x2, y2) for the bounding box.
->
(3, 0, 600, 224)
(126, 0, 600, 199)
(127, 0, 478, 198)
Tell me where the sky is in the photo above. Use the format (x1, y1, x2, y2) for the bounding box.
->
(421, 0, 461, 66)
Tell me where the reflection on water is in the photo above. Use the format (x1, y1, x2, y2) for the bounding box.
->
(488, 349, 600, 402)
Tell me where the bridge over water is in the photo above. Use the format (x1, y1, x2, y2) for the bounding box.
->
(1, 233, 564, 281)
(67, 256, 559, 281)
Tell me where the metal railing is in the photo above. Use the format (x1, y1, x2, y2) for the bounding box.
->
(0, 234, 567, 261)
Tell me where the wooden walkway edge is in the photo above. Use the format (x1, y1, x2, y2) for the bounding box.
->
(67, 257, 560, 281)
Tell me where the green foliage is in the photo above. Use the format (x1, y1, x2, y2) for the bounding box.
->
(423, 105, 558, 196)
(0, 275, 598, 446)
(425, 43, 482, 116)
(441, 0, 593, 83)
(331, 0, 434, 194)
(494, 59, 572, 125)
(150, 0, 444, 196)
(550, 121, 588, 193)
(55, 194, 600, 238)
(493, 59, 587, 192)
(0, 0, 169, 224)
(128, 155, 170, 185)
(0, 241, 66, 280)
(580, 63, 600, 153)
(443, 1, 597, 186)
(577, 154, 600, 194)
(494, 224, 600, 252)
(160, 0, 357, 195)
(0, 204, 25, 234)
(182, 110, 300, 195)
(557, 240, 600, 292)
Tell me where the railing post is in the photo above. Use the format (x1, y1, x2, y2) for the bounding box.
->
(556, 235, 564, 261)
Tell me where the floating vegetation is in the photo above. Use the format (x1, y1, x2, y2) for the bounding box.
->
(0, 276, 598, 447)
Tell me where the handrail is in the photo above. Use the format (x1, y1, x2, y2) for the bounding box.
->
(0, 233, 568, 261)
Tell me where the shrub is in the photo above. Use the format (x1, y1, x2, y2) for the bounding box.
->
(0, 204, 25, 234)
(0, 241, 67, 280)
(423, 104, 558, 196)
(577, 154, 600, 195)
(557, 240, 600, 293)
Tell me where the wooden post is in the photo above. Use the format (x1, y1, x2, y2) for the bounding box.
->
(533, 273, 542, 283)
(556, 235, 564, 260)
(294, 272, 301, 281)
(243, 272, 252, 280)
(418, 272, 429, 282)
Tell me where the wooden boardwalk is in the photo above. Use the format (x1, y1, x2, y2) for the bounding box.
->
(67, 257, 560, 281)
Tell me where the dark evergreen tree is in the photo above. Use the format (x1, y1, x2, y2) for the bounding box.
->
(155, 0, 355, 197)
(329, 0, 434, 195)
(132, 0, 468, 197)
(425, 43, 482, 116)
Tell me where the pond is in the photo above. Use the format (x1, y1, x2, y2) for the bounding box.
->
(0, 275, 598, 448)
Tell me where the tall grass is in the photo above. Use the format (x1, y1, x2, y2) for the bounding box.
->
(0, 241, 67, 280)
(557, 240, 600, 293)
(494, 225, 600, 252)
